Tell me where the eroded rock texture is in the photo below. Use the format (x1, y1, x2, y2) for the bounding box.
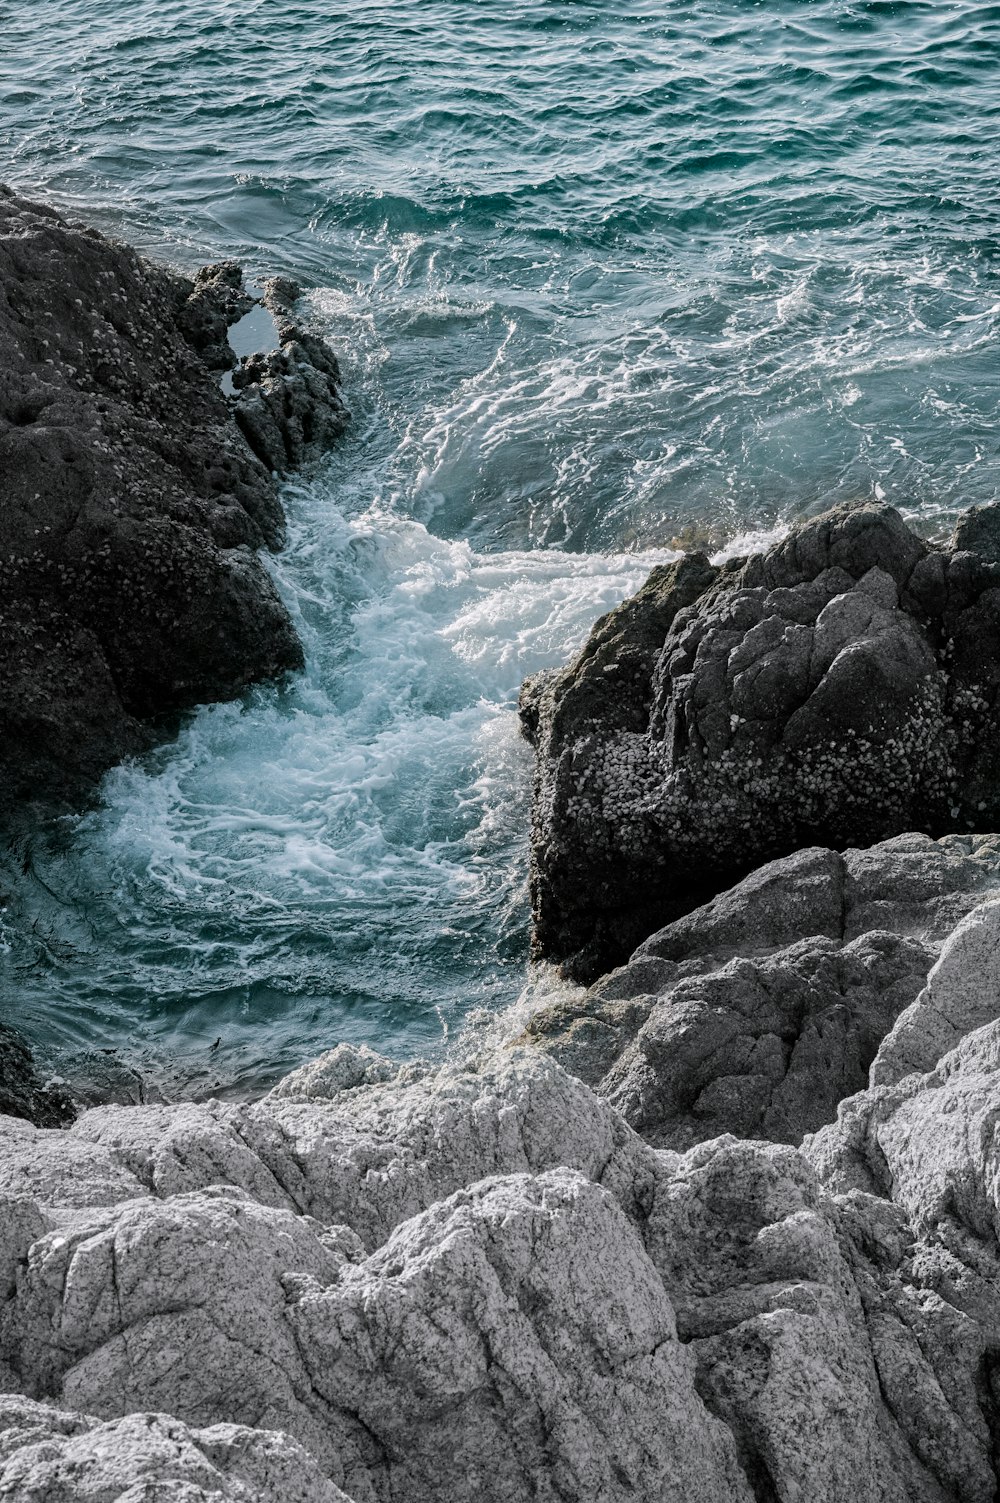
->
(0, 187, 346, 809)
(521, 501, 1000, 979)
(5, 886, 1000, 1503)
(232, 276, 349, 473)
(523, 832, 1000, 1148)
(0, 1395, 351, 1501)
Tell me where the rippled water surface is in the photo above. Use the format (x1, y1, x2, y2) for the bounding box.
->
(1, 0, 999, 1094)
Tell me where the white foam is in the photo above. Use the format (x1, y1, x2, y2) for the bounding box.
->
(68, 476, 679, 1071)
(710, 524, 789, 565)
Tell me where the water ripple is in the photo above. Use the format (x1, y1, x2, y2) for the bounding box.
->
(1, 0, 999, 1090)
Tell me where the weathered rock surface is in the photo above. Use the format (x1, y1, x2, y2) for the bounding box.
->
(0, 187, 346, 809)
(523, 832, 1000, 1148)
(522, 501, 1000, 979)
(872, 896, 1000, 1086)
(4, 898, 1000, 1503)
(0, 1394, 351, 1501)
(232, 276, 349, 473)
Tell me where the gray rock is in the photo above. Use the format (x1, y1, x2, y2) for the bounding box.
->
(267, 1042, 400, 1101)
(0, 1394, 352, 1501)
(951, 501, 1000, 563)
(8, 897, 1000, 1503)
(261, 275, 302, 313)
(647, 1133, 998, 1502)
(1, 1010, 1000, 1499)
(176, 259, 255, 369)
(0, 187, 347, 810)
(807, 899, 1000, 1215)
(0, 1112, 145, 1209)
(522, 502, 1000, 979)
(232, 331, 349, 473)
(67, 1048, 651, 1244)
(522, 833, 1000, 1148)
(872, 897, 1000, 1086)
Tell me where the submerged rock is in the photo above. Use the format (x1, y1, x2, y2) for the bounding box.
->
(0, 187, 348, 811)
(522, 501, 1000, 979)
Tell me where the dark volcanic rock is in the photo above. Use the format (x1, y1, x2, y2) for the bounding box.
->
(233, 329, 349, 473)
(0, 187, 347, 810)
(228, 271, 350, 472)
(522, 832, 1000, 1149)
(0, 1024, 74, 1127)
(522, 502, 1000, 979)
(175, 260, 255, 369)
(520, 551, 721, 973)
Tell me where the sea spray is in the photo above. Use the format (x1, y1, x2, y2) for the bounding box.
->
(2, 0, 999, 1090)
(4, 474, 681, 1096)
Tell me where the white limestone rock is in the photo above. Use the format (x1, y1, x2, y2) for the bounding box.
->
(71, 1048, 652, 1249)
(0, 1113, 145, 1213)
(645, 1134, 997, 1501)
(872, 898, 1000, 1086)
(291, 1168, 754, 1503)
(268, 1043, 401, 1101)
(4, 872, 1000, 1501)
(0, 1394, 352, 1501)
(522, 833, 1000, 1149)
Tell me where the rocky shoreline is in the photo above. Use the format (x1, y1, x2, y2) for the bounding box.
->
(5, 198, 1000, 1500)
(522, 501, 1000, 981)
(5, 863, 1000, 1501)
(0, 186, 346, 812)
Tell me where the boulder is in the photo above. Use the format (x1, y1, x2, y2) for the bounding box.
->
(2, 1010, 1000, 1500)
(522, 502, 1000, 979)
(872, 897, 1000, 1086)
(0, 187, 348, 809)
(0, 1394, 351, 1501)
(521, 833, 1000, 1148)
(233, 328, 349, 473)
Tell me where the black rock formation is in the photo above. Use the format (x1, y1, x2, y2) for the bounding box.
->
(0, 186, 347, 810)
(522, 502, 1000, 980)
(0, 1024, 75, 1127)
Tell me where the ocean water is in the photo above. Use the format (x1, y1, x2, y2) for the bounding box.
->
(1, 0, 999, 1097)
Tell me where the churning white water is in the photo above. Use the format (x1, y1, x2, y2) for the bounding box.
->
(2, 342, 693, 1094)
(4, 0, 999, 1095)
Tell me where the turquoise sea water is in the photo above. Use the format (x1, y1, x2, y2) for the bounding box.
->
(1, 0, 999, 1097)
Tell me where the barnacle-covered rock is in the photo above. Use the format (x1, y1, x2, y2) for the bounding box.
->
(0, 187, 348, 810)
(522, 502, 1000, 979)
